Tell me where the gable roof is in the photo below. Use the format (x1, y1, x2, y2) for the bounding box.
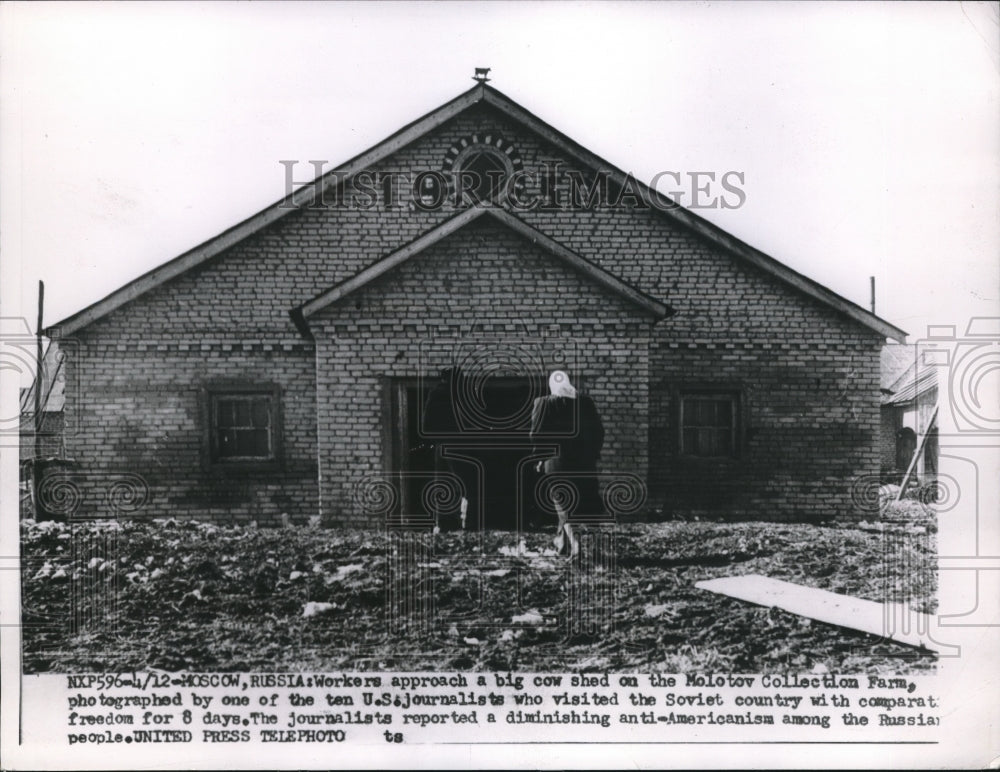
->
(47, 82, 907, 342)
(292, 206, 672, 332)
(880, 344, 917, 392)
(882, 366, 937, 406)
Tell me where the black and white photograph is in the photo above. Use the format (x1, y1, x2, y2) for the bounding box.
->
(1, 2, 997, 768)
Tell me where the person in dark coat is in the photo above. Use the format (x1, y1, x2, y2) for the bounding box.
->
(422, 368, 472, 529)
(530, 370, 605, 557)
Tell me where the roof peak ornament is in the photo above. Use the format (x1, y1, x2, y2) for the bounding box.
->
(473, 67, 491, 83)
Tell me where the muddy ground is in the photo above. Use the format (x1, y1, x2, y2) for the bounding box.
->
(21, 505, 936, 674)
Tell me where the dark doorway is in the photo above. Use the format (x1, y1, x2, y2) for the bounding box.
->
(895, 427, 917, 471)
(923, 426, 938, 476)
(392, 375, 549, 530)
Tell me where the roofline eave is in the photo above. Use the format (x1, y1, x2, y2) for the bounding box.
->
(480, 87, 906, 343)
(47, 84, 489, 339)
(48, 81, 903, 343)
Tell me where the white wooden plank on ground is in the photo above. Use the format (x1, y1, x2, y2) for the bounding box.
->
(695, 574, 942, 653)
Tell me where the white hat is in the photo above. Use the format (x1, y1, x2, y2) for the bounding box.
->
(548, 370, 577, 398)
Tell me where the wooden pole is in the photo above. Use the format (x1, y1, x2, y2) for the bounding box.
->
(894, 404, 939, 503)
(33, 280, 44, 518)
(34, 281, 44, 450)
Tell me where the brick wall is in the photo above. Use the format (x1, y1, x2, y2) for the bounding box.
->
(61, 332, 317, 525)
(309, 219, 653, 525)
(55, 101, 887, 525)
(650, 335, 882, 522)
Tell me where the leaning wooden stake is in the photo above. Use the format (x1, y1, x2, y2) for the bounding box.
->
(894, 404, 939, 503)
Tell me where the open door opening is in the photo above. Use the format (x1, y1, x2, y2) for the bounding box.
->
(390, 375, 548, 531)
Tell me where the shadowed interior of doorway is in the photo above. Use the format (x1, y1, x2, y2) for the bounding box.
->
(395, 375, 551, 530)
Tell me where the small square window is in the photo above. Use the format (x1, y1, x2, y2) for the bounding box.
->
(203, 383, 281, 468)
(680, 393, 738, 457)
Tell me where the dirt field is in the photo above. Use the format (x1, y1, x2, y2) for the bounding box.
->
(20, 507, 936, 675)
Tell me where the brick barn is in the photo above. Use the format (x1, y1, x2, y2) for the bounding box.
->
(46, 80, 906, 527)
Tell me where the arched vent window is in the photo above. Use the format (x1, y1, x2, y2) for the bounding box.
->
(443, 134, 522, 205)
(457, 147, 510, 202)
